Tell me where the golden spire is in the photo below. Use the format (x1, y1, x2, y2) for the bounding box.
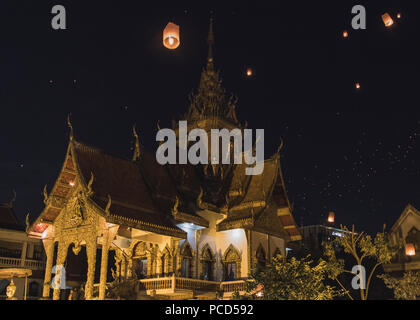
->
(67, 114, 74, 141)
(132, 124, 141, 161)
(207, 14, 215, 70)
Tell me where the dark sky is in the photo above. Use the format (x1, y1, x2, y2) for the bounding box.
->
(0, 1, 419, 235)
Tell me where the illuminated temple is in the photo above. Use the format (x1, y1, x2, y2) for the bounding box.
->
(27, 21, 301, 300)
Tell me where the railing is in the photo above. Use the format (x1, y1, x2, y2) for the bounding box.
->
(175, 277, 219, 292)
(0, 257, 45, 270)
(220, 280, 247, 293)
(138, 276, 245, 296)
(139, 277, 173, 291)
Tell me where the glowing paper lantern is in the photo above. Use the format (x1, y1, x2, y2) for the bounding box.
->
(382, 13, 394, 27)
(405, 243, 416, 256)
(397, 13, 401, 19)
(342, 30, 349, 38)
(246, 68, 253, 77)
(355, 83, 361, 89)
(327, 212, 335, 223)
(163, 22, 180, 50)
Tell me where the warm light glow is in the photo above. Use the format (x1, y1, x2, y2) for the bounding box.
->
(342, 30, 348, 38)
(355, 83, 361, 89)
(163, 22, 180, 49)
(405, 243, 416, 256)
(246, 68, 253, 77)
(397, 13, 401, 19)
(382, 13, 394, 27)
(69, 181, 75, 187)
(327, 212, 335, 223)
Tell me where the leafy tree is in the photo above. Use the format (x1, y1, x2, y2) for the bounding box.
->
(323, 225, 399, 300)
(247, 255, 345, 300)
(378, 272, 420, 300)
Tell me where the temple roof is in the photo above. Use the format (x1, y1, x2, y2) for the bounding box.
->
(29, 140, 187, 239)
(0, 203, 24, 231)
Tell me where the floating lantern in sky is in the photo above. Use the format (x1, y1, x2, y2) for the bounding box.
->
(163, 22, 180, 50)
(246, 68, 253, 77)
(397, 13, 401, 19)
(327, 212, 335, 223)
(405, 243, 416, 256)
(355, 83, 361, 89)
(382, 13, 394, 27)
(342, 30, 348, 38)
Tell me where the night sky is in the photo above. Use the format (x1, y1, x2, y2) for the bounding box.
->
(1, 1, 419, 235)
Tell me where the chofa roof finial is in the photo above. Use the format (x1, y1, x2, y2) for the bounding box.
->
(67, 114, 74, 141)
(132, 124, 141, 161)
(8, 190, 16, 207)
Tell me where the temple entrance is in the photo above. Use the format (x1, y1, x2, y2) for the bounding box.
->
(200, 245, 215, 281)
(133, 257, 148, 279)
(203, 261, 213, 281)
(181, 257, 191, 278)
(224, 262, 237, 281)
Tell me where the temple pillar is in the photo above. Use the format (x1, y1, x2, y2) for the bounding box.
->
(99, 231, 109, 300)
(42, 239, 55, 298)
(121, 257, 127, 279)
(156, 252, 162, 277)
(85, 240, 97, 300)
(53, 240, 69, 300)
(98, 226, 118, 299)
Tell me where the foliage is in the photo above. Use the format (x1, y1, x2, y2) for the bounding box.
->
(323, 224, 399, 300)
(378, 272, 420, 300)
(247, 255, 345, 300)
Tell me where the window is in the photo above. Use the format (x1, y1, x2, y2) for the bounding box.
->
(256, 245, 266, 268)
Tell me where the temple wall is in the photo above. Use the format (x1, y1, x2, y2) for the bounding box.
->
(178, 210, 248, 281)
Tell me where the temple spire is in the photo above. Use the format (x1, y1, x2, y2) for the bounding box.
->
(207, 15, 215, 70)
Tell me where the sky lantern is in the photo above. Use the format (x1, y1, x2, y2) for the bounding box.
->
(327, 212, 335, 223)
(382, 13, 394, 27)
(163, 22, 180, 50)
(397, 13, 401, 19)
(355, 83, 361, 89)
(342, 30, 348, 38)
(246, 68, 253, 77)
(405, 243, 416, 256)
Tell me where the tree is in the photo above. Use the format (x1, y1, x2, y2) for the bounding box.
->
(378, 272, 420, 300)
(247, 255, 345, 300)
(323, 225, 399, 300)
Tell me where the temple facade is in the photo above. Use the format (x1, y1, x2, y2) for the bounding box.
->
(27, 21, 301, 300)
